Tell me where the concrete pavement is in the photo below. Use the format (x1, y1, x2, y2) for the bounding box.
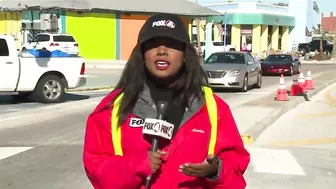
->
(255, 81, 336, 148)
(244, 82, 336, 189)
(80, 68, 123, 89)
(229, 67, 336, 144)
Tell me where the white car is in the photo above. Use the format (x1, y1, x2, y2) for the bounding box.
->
(0, 34, 86, 103)
(22, 33, 79, 55)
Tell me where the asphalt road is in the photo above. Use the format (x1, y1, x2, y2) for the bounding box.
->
(0, 84, 335, 188)
(0, 108, 93, 189)
(0, 91, 110, 116)
(1, 64, 335, 117)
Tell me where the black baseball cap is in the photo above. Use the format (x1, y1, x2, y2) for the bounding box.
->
(138, 13, 190, 44)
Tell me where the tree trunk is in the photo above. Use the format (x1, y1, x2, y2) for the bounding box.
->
(319, 38, 323, 53)
(332, 34, 336, 58)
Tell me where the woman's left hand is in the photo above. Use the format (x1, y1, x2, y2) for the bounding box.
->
(179, 155, 219, 178)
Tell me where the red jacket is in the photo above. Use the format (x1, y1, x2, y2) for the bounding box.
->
(83, 88, 250, 189)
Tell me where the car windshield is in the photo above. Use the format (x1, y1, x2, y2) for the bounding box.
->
(264, 55, 292, 62)
(204, 53, 245, 64)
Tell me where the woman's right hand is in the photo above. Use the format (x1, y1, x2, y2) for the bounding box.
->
(148, 150, 166, 174)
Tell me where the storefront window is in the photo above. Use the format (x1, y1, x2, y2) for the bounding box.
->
(241, 25, 253, 52)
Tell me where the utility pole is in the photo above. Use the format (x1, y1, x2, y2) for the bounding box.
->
(194, 0, 202, 58)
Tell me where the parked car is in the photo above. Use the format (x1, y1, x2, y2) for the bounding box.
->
(0, 34, 86, 103)
(22, 33, 79, 55)
(260, 54, 301, 76)
(202, 51, 262, 92)
(297, 39, 333, 56)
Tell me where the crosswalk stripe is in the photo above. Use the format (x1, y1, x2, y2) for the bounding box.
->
(0, 146, 306, 177)
(247, 147, 306, 176)
(0, 147, 34, 161)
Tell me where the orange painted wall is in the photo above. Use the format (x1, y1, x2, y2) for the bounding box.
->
(119, 14, 191, 61)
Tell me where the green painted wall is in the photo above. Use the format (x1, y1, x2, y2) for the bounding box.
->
(209, 13, 295, 27)
(66, 12, 116, 60)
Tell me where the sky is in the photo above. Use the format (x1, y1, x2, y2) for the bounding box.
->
(197, 0, 335, 15)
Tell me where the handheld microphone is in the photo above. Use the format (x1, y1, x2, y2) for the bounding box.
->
(143, 101, 171, 189)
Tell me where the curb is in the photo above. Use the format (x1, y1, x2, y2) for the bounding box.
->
(85, 64, 125, 69)
(301, 62, 336, 64)
(67, 86, 115, 92)
(243, 77, 336, 145)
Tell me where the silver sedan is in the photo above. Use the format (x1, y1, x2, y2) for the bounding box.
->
(202, 51, 262, 92)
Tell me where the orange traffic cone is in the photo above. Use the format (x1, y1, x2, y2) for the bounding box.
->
(275, 74, 288, 101)
(305, 68, 315, 90)
(298, 72, 307, 93)
(290, 74, 300, 96)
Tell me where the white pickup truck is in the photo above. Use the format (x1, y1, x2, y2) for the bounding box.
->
(200, 41, 236, 58)
(0, 34, 86, 103)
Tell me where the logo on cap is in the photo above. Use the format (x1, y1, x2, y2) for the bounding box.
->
(152, 20, 175, 29)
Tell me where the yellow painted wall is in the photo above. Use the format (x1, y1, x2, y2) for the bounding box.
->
(231, 25, 241, 51)
(271, 26, 279, 50)
(195, 20, 206, 42)
(213, 24, 221, 41)
(252, 25, 261, 53)
(260, 25, 268, 52)
(66, 12, 116, 60)
(281, 26, 289, 52)
(0, 12, 22, 50)
(188, 22, 192, 42)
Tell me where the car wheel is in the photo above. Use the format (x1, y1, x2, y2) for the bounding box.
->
(255, 72, 262, 89)
(35, 75, 65, 103)
(240, 75, 248, 92)
(299, 48, 306, 56)
(289, 66, 294, 76)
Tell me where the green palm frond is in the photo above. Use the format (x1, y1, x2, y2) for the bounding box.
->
(313, 1, 320, 13)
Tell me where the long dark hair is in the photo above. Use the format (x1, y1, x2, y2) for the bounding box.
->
(114, 42, 208, 125)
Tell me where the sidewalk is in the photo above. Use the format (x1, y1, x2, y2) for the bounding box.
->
(301, 58, 336, 64)
(235, 70, 336, 145)
(255, 81, 336, 147)
(85, 60, 126, 69)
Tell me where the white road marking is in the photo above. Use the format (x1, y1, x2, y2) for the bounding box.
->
(0, 147, 34, 161)
(84, 75, 98, 78)
(235, 92, 271, 95)
(2, 108, 21, 112)
(247, 147, 306, 176)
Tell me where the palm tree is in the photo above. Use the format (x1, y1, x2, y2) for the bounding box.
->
(331, 34, 336, 58)
(313, 1, 320, 13)
(312, 2, 324, 54)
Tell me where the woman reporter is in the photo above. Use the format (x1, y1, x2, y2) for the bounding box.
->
(83, 13, 250, 189)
